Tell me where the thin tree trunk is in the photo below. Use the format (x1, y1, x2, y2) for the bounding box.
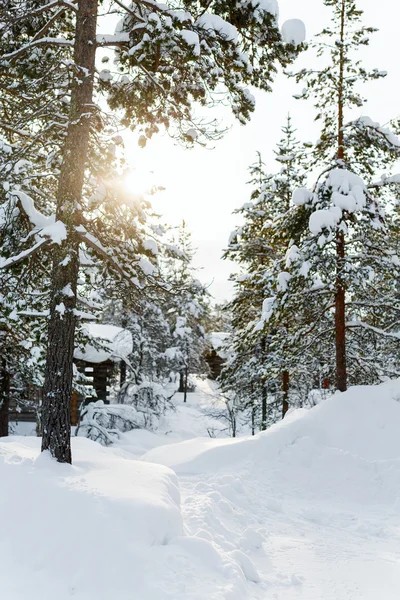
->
(120, 360, 126, 386)
(179, 371, 184, 393)
(282, 370, 289, 418)
(0, 358, 10, 437)
(41, 0, 98, 463)
(183, 366, 188, 403)
(335, 231, 347, 391)
(261, 387, 267, 431)
(334, 0, 347, 392)
(260, 337, 267, 430)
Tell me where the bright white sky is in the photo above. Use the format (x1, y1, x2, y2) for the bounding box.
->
(122, 0, 400, 302)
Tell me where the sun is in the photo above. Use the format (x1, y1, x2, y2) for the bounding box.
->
(123, 168, 154, 196)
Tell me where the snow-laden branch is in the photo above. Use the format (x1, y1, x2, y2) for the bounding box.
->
(0, 238, 49, 270)
(368, 173, 400, 188)
(10, 0, 77, 24)
(2, 37, 73, 62)
(76, 228, 140, 286)
(346, 320, 400, 340)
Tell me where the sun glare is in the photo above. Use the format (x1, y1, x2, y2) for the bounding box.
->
(123, 169, 154, 196)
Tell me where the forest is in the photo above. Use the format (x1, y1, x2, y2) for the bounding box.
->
(0, 0, 400, 598)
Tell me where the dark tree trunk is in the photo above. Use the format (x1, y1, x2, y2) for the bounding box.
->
(41, 0, 98, 463)
(334, 0, 347, 393)
(260, 337, 267, 431)
(0, 358, 10, 437)
(282, 370, 289, 418)
(179, 371, 185, 393)
(183, 366, 188, 403)
(261, 387, 267, 431)
(335, 230, 347, 391)
(120, 360, 127, 387)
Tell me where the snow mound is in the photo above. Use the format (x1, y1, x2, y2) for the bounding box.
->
(144, 380, 400, 508)
(0, 437, 182, 599)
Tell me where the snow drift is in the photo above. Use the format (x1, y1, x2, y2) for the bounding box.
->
(3, 379, 400, 600)
(145, 380, 400, 508)
(0, 437, 182, 600)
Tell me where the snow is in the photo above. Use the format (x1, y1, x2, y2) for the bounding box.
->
(4, 379, 400, 599)
(309, 207, 338, 234)
(356, 116, 400, 147)
(281, 19, 306, 46)
(180, 29, 201, 55)
(196, 14, 238, 42)
(143, 238, 159, 255)
(74, 323, 133, 363)
(328, 168, 367, 212)
(0, 437, 182, 600)
(277, 270, 291, 291)
(209, 331, 230, 353)
(292, 187, 314, 206)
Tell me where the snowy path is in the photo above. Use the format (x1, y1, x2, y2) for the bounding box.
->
(176, 470, 400, 599)
(140, 380, 400, 599)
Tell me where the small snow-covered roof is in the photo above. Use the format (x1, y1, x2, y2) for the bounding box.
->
(74, 323, 133, 364)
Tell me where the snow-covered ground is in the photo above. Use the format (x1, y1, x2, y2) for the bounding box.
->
(2, 379, 400, 599)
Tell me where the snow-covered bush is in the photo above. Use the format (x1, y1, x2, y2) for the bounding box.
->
(77, 401, 147, 446)
(118, 380, 175, 426)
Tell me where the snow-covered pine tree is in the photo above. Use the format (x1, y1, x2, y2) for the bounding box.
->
(270, 0, 400, 392)
(163, 221, 210, 402)
(221, 118, 307, 429)
(1, 0, 303, 462)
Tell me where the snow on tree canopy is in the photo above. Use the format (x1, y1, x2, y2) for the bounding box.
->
(292, 187, 314, 206)
(281, 19, 306, 46)
(357, 116, 400, 148)
(309, 207, 342, 236)
(195, 14, 239, 42)
(74, 324, 133, 364)
(327, 168, 367, 213)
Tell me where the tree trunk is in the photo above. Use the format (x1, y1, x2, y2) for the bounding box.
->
(0, 358, 10, 437)
(261, 386, 267, 431)
(120, 360, 126, 387)
(282, 370, 289, 418)
(41, 0, 98, 463)
(183, 366, 188, 403)
(334, 0, 347, 393)
(179, 371, 185, 393)
(335, 230, 347, 391)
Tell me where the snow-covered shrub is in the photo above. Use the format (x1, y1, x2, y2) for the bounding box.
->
(77, 401, 147, 446)
(118, 380, 175, 427)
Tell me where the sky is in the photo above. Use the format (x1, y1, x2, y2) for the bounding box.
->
(122, 0, 400, 303)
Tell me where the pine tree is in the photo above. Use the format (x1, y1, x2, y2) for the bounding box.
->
(222, 118, 307, 429)
(1, 0, 302, 461)
(270, 0, 400, 392)
(164, 222, 210, 401)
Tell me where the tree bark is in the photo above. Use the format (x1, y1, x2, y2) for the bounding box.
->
(120, 360, 127, 387)
(335, 230, 347, 391)
(334, 0, 347, 393)
(261, 387, 267, 431)
(0, 358, 10, 437)
(179, 371, 184, 393)
(41, 0, 98, 463)
(183, 366, 188, 403)
(282, 370, 289, 418)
